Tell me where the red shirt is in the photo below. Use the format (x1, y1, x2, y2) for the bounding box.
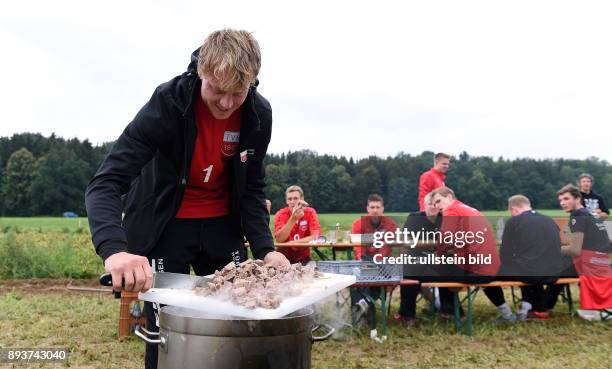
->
(352, 216, 397, 259)
(418, 168, 446, 210)
(439, 200, 500, 275)
(274, 207, 321, 264)
(175, 97, 241, 218)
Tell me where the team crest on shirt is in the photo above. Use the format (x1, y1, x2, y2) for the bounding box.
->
(299, 219, 308, 231)
(572, 218, 576, 225)
(221, 131, 240, 157)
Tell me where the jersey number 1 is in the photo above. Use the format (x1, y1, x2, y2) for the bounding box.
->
(202, 164, 213, 183)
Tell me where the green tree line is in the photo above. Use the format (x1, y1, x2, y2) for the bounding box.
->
(1, 133, 610, 216)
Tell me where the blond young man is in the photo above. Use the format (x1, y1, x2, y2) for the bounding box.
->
(85, 29, 288, 369)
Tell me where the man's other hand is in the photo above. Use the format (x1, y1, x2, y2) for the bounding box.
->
(264, 251, 291, 266)
(104, 252, 154, 293)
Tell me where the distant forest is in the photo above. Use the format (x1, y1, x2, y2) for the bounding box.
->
(1, 133, 610, 216)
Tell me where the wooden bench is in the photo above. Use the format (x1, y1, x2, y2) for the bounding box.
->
(420, 278, 580, 336)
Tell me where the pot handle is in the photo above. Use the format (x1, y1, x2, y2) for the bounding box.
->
(311, 324, 335, 342)
(134, 324, 164, 345)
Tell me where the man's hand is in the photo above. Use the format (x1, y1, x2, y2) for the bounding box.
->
(290, 200, 308, 221)
(264, 251, 291, 266)
(104, 252, 153, 293)
(594, 208, 609, 219)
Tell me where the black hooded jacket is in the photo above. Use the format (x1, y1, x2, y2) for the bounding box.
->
(85, 48, 275, 261)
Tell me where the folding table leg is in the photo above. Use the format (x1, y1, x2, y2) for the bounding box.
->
(380, 286, 388, 338)
(313, 247, 328, 260)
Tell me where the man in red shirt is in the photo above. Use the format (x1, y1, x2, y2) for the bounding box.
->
(418, 153, 450, 211)
(274, 185, 321, 264)
(426, 187, 503, 318)
(85, 29, 288, 369)
(351, 194, 397, 341)
(352, 194, 397, 260)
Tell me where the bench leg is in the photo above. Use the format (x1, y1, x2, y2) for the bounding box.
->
(465, 287, 474, 337)
(430, 289, 436, 318)
(511, 286, 520, 309)
(565, 284, 574, 316)
(453, 291, 462, 333)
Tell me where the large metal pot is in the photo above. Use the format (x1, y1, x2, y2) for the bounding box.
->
(135, 306, 333, 369)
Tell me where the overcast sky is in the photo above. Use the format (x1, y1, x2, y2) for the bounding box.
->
(1, 0, 611, 161)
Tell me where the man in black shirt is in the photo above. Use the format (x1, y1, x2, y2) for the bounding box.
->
(487, 195, 562, 321)
(578, 173, 609, 220)
(394, 195, 442, 324)
(547, 185, 612, 315)
(558, 185, 611, 258)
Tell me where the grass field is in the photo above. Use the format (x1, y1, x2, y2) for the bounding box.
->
(0, 209, 567, 233)
(0, 281, 610, 369)
(0, 213, 609, 369)
(0, 212, 569, 279)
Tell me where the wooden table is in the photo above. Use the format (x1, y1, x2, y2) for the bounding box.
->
(274, 242, 356, 260)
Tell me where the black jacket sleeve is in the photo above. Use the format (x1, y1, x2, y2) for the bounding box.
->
(240, 102, 275, 260)
(85, 87, 176, 261)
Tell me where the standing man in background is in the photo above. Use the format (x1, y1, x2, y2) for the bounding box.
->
(418, 153, 450, 211)
(578, 173, 609, 219)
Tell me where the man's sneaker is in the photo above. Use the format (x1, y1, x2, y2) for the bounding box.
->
(370, 329, 386, 343)
(577, 309, 602, 321)
(516, 311, 528, 321)
(526, 311, 550, 321)
(439, 312, 466, 322)
(392, 313, 416, 327)
(493, 314, 517, 324)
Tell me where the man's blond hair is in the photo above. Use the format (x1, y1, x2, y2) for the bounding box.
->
(508, 194, 531, 208)
(430, 187, 455, 199)
(285, 185, 304, 198)
(197, 29, 261, 91)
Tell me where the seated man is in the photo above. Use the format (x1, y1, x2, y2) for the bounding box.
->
(555, 185, 612, 320)
(485, 195, 562, 321)
(395, 192, 442, 324)
(352, 194, 397, 260)
(274, 185, 321, 264)
(424, 187, 502, 317)
(350, 194, 397, 341)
